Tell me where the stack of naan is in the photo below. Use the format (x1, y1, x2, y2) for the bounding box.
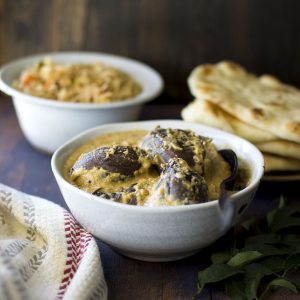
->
(181, 61, 300, 173)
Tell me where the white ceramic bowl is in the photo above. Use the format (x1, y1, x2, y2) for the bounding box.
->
(0, 52, 163, 153)
(51, 120, 264, 262)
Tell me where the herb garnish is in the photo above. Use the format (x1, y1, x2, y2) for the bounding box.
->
(195, 197, 300, 299)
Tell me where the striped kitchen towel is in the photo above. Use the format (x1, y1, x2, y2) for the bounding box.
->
(0, 184, 107, 300)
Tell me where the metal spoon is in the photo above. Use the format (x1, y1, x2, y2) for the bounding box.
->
(217, 149, 239, 230)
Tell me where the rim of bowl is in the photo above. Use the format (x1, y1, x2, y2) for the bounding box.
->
(51, 120, 265, 213)
(0, 51, 164, 110)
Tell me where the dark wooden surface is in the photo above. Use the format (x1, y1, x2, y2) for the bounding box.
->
(1, 94, 300, 300)
(1, 0, 300, 103)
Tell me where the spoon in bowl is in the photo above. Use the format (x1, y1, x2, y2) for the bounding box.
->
(217, 149, 239, 230)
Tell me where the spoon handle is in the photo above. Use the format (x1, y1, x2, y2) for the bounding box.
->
(218, 149, 239, 231)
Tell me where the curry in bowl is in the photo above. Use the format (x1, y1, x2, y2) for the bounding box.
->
(63, 127, 250, 206)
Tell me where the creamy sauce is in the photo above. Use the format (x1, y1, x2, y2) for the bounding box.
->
(64, 130, 159, 206)
(63, 130, 148, 179)
(64, 129, 250, 206)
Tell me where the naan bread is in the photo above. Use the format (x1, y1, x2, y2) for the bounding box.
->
(257, 140, 300, 160)
(188, 61, 300, 143)
(264, 154, 300, 172)
(181, 98, 276, 143)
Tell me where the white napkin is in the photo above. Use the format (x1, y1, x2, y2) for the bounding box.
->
(0, 184, 107, 300)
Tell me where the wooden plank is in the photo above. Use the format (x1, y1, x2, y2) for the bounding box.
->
(1, 0, 300, 103)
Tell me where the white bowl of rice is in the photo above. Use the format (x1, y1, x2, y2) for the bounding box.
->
(0, 52, 163, 153)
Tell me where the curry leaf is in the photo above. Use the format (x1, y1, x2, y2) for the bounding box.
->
(260, 256, 285, 273)
(267, 278, 299, 293)
(195, 198, 300, 300)
(245, 234, 281, 247)
(225, 263, 275, 300)
(266, 196, 286, 227)
(197, 264, 243, 293)
(271, 217, 300, 233)
(211, 251, 231, 264)
(242, 217, 257, 231)
(270, 205, 300, 232)
(225, 278, 247, 300)
(282, 234, 300, 245)
(227, 251, 263, 267)
(259, 278, 299, 300)
(243, 263, 274, 299)
(285, 253, 300, 274)
(243, 243, 292, 256)
(266, 208, 277, 227)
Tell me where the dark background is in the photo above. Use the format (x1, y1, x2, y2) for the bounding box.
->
(1, 0, 300, 103)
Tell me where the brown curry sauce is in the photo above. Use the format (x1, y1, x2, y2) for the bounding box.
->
(64, 129, 250, 206)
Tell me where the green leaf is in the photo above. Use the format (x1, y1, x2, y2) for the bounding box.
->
(278, 195, 287, 209)
(227, 251, 263, 267)
(270, 205, 300, 232)
(271, 217, 300, 233)
(195, 199, 300, 299)
(241, 217, 257, 231)
(197, 264, 243, 293)
(245, 234, 281, 247)
(260, 256, 286, 273)
(225, 263, 275, 300)
(267, 208, 277, 227)
(243, 263, 273, 299)
(266, 196, 286, 227)
(268, 278, 299, 294)
(211, 251, 231, 264)
(225, 278, 247, 300)
(282, 234, 300, 245)
(243, 243, 292, 256)
(285, 253, 300, 273)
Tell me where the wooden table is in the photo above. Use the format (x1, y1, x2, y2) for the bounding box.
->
(0, 95, 299, 300)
